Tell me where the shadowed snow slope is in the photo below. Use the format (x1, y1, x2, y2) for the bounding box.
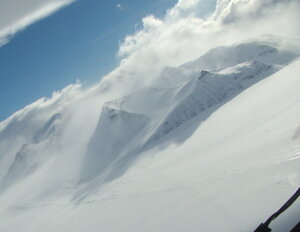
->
(79, 44, 282, 184)
(0, 40, 300, 232)
(0, 113, 62, 190)
(153, 42, 296, 88)
(81, 107, 150, 181)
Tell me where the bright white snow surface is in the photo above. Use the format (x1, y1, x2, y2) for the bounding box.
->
(1, 0, 300, 229)
(0, 38, 299, 232)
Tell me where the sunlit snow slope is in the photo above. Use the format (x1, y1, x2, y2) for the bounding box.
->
(0, 40, 299, 232)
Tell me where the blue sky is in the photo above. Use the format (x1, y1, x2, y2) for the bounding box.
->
(0, 0, 177, 121)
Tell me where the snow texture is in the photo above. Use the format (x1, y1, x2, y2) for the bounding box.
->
(0, 34, 300, 232)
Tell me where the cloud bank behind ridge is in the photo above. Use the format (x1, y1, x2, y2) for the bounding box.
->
(109, 0, 300, 90)
(1, 0, 300, 128)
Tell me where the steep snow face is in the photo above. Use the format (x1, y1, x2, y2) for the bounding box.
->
(79, 43, 287, 183)
(0, 111, 63, 184)
(81, 106, 149, 181)
(0, 83, 85, 183)
(104, 58, 278, 146)
(155, 42, 296, 88)
(145, 73, 241, 145)
(0, 39, 300, 232)
(0, 113, 63, 190)
(1, 56, 299, 232)
(33, 113, 62, 143)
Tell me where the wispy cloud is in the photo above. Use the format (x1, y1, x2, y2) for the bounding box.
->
(116, 3, 123, 11)
(1, 0, 300, 123)
(0, 0, 75, 47)
(103, 0, 300, 90)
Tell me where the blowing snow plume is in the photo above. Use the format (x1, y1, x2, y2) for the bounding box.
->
(0, 0, 300, 232)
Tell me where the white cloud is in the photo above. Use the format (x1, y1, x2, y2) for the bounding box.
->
(2, 0, 300, 127)
(102, 0, 300, 91)
(0, 0, 75, 47)
(116, 3, 123, 11)
(1, 0, 299, 119)
(212, 0, 296, 24)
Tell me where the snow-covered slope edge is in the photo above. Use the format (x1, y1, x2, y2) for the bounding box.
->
(1, 56, 299, 232)
(79, 42, 292, 185)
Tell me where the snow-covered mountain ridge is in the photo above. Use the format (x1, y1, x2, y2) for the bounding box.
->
(0, 39, 300, 232)
(154, 42, 296, 87)
(83, 42, 290, 183)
